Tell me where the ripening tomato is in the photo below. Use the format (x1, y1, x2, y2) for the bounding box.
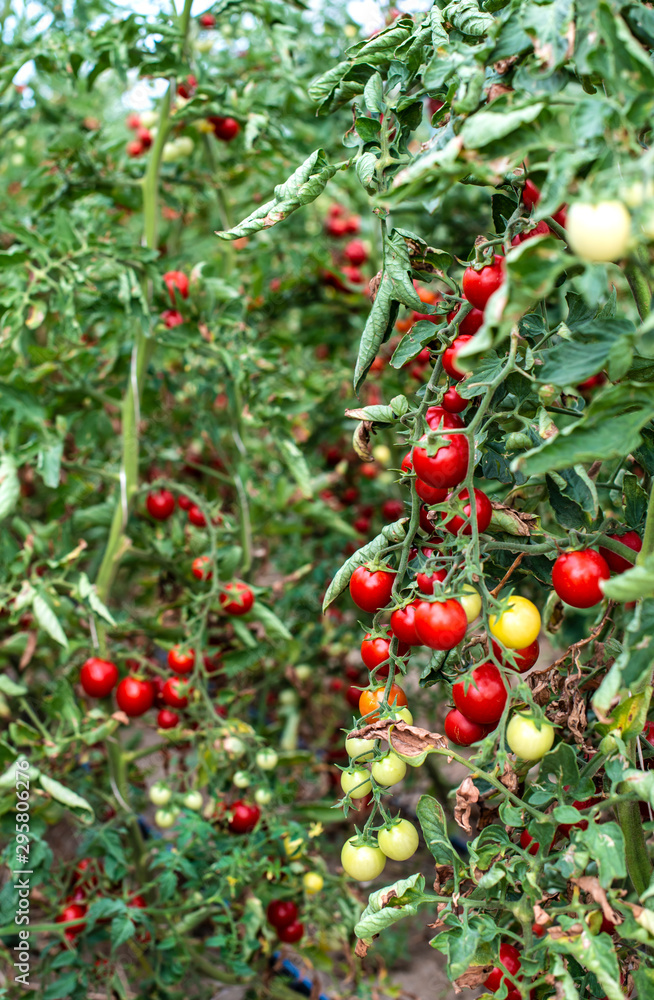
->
(267, 899, 298, 928)
(341, 837, 386, 880)
(177, 494, 192, 511)
(162, 309, 184, 328)
(461, 255, 504, 310)
(522, 178, 541, 210)
(303, 872, 323, 895)
(551, 550, 610, 608)
(425, 405, 464, 429)
(444, 708, 491, 746)
(452, 663, 507, 724)
(599, 530, 642, 574)
(278, 920, 304, 943)
(442, 335, 475, 381)
(442, 487, 492, 536)
(199, 11, 216, 26)
(442, 386, 467, 413)
(341, 767, 372, 798)
(360, 629, 409, 670)
(220, 581, 254, 615)
(458, 585, 482, 623)
(228, 800, 260, 833)
(416, 567, 447, 594)
(511, 219, 550, 245)
(415, 478, 448, 504)
(146, 489, 175, 520)
(489, 595, 541, 649)
(377, 818, 419, 860)
(447, 305, 485, 337)
(414, 598, 467, 650)
(56, 902, 87, 943)
(492, 639, 540, 673)
(187, 505, 207, 527)
(359, 683, 408, 721)
(566, 200, 631, 262)
(80, 657, 118, 698)
(210, 116, 241, 141)
(381, 498, 404, 521)
(520, 829, 539, 856)
(371, 752, 407, 786)
(162, 676, 191, 709)
(506, 715, 554, 759)
(389, 601, 424, 646)
(167, 646, 195, 675)
(485, 943, 522, 996)
(192, 555, 212, 580)
(349, 565, 396, 613)
(116, 676, 154, 716)
(157, 708, 180, 729)
(412, 432, 469, 489)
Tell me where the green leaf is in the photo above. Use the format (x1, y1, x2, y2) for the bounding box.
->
(32, 593, 68, 648)
(345, 396, 410, 424)
(520, 0, 575, 74)
(601, 554, 654, 602)
(276, 437, 313, 499)
(442, 0, 494, 36)
(355, 874, 425, 942)
(390, 322, 438, 369)
(538, 320, 636, 387)
(549, 920, 624, 1000)
(610, 689, 652, 739)
(78, 572, 116, 625)
(623, 473, 648, 528)
(216, 150, 339, 241)
(0, 675, 28, 697)
(39, 773, 93, 814)
(0, 455, 20, 521)
(577, 821, 625, 888)
(250, 602, 292, 641)
(111, 913, 136, 949)
(363, 72, 384, 114)
(461, 101, 545, 148)
(537, 742, 580, 789)
(416, 794, 463, 868)
(322, 519, 407, 611)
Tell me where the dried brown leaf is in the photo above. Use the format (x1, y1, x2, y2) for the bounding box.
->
(454, 775, 479, 834)
(453, 965, 494, 992)
(499, 758, 519, 794)
(488, 83, 513, 102)
(349, 719, 447, 758)
(352, 421, 374, 462)
(354, 938, 370, 958)
(548, 922, 583, 940)
(571, 876, 622, 924)
(489, 501, 537, 537)
(433, 865, 454, 892)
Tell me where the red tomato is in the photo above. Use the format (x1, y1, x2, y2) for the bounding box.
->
(344, 239, 367, 265)
(116, 677, 154, 717)
(80, 657, 118, 698)
(599, 530, 642, 573)
(511, 220, 550, 245)
(522, 179, 540, 210)
(442, 335, 475, 381)
(228, 800, 261, 833)
(381, 498, 404, 521)
(167, 646, 195, 675)
(419, 504, 437, 535)
(442, 386, 467, 413)
(277, 920, 304, 943)
(551, 550, 610, 608)
(210, 116, 240, 141)
(163, 270, 189, 303)
(360, 629, 409, 670)
(414, 599, 467, 650)
(342, 486, 359, 504)
(127, 139, 144, 157)
(415, 478, 448, 504)
(326, 218, 349, 238)
(267, 899, 298, 928)
(162, 309, 184, 328)
(163, 676, 191, 709)
(353, 516, 370, 535)
(532, 922, 546, 938)
(56, 902, 87, 943)
(444, 708, 490, 746)
(425, 405, 464, 429)
(199, 12, 216, 26)
(177, 494, 192, 511)
(345, 215, 361, 234)
(359, 683, 407, 721)
(557, 796, 602, 837)
(642, 721, 654, 746)
(416, 568, 447, 594)
(220, 581, 254, 615)
(360, 462, 378, 479)
(492, 639, 540, 673)
(389, 601, 424, 646)
(484, 943, 521, 996)
(146, 489, 175, 520)
(452, 663, 507, 724)
(461, 256, 504, 310)
(349, 565, 396, 613)
(412, 432, 469, 489)
(520, 829, 538, 856)
(552, 205, 567, 228)
(187, 505, 207, 527)
(447, 305, 485, 337)
(157, 708, 180, 729)
(192, 555, 212, 580)
(577, 373, 607, 394)
(442, 487, 492, 536)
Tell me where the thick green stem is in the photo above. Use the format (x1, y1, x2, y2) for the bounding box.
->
(638, 477, 654, 564)
(617, 741, 652, 897)
(625, 260, 652, 321)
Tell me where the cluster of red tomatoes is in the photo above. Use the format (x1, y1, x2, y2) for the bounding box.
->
(56, 858, 146, 947)
(323, 204, 369, 290)
(125, 112, 153, 158)
(158, 270, 189, 331)
(266, 899, 304, 944)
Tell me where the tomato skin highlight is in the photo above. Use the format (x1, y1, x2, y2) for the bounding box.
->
(442, 335, 474, 381)
(359, 683, 407, 721)
(116, 676, 154, 717)
(167, 646, 195, 675)
(552, 549, 610, 608)
(162, 676, 190, 708)
(192, 555, 212, 580)
(599, 530, 642, 573)
(442, 487, 492, 536)
(444, 708, 490, 746)
(56, 902, 87, 943)
(414, 598, 467, 650)
(228, 800, 261, 833)
(462, 255, 504, 310)
(157, 708, 180, 729)
(146, 489, 176, 520)
(389, 601, 424, 646)
(349, 565, 396, 613)
(220, 581, 254, 615)
(452, 663, 507, 724)
(80, 657, 118, 698)
(412, 432, 469, 490)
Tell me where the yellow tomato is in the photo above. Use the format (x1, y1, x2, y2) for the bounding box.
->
(489, 595, 540, 649)
(303, 872, 324, 895)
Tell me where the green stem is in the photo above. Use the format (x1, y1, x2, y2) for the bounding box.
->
(617, 741, 652, 897)
(638, 478, 654, 564)
(625, 261, 652, 321)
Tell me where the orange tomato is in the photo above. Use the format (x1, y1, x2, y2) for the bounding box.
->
(358, 683, 408, 721)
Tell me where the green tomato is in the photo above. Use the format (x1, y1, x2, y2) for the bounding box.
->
(371, 753, 407, 787)
(295, 664, 312, 682)
(279, 689, 297, 707)
(303, 871, 324, 894)
(155, 807, 178, 829)
(254, 787, 272, 806)
(506, 715, 554, 760)
(377, 818, 420, 861)
(345, 735, 376, 762)
(341, 837, 386, 880)
(566, 200, 631, 262)
(223, 736, 246, 758)
(149, 783, 172, 807)
(233, 770, 251, 788)
(183, 791, 203, 811)
(380, 705, 413, 726)
(340, 767, 372, 799)
(255, 748, 278, 771)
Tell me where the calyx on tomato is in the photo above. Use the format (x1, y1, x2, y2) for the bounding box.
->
(412, 431, 469, 490)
